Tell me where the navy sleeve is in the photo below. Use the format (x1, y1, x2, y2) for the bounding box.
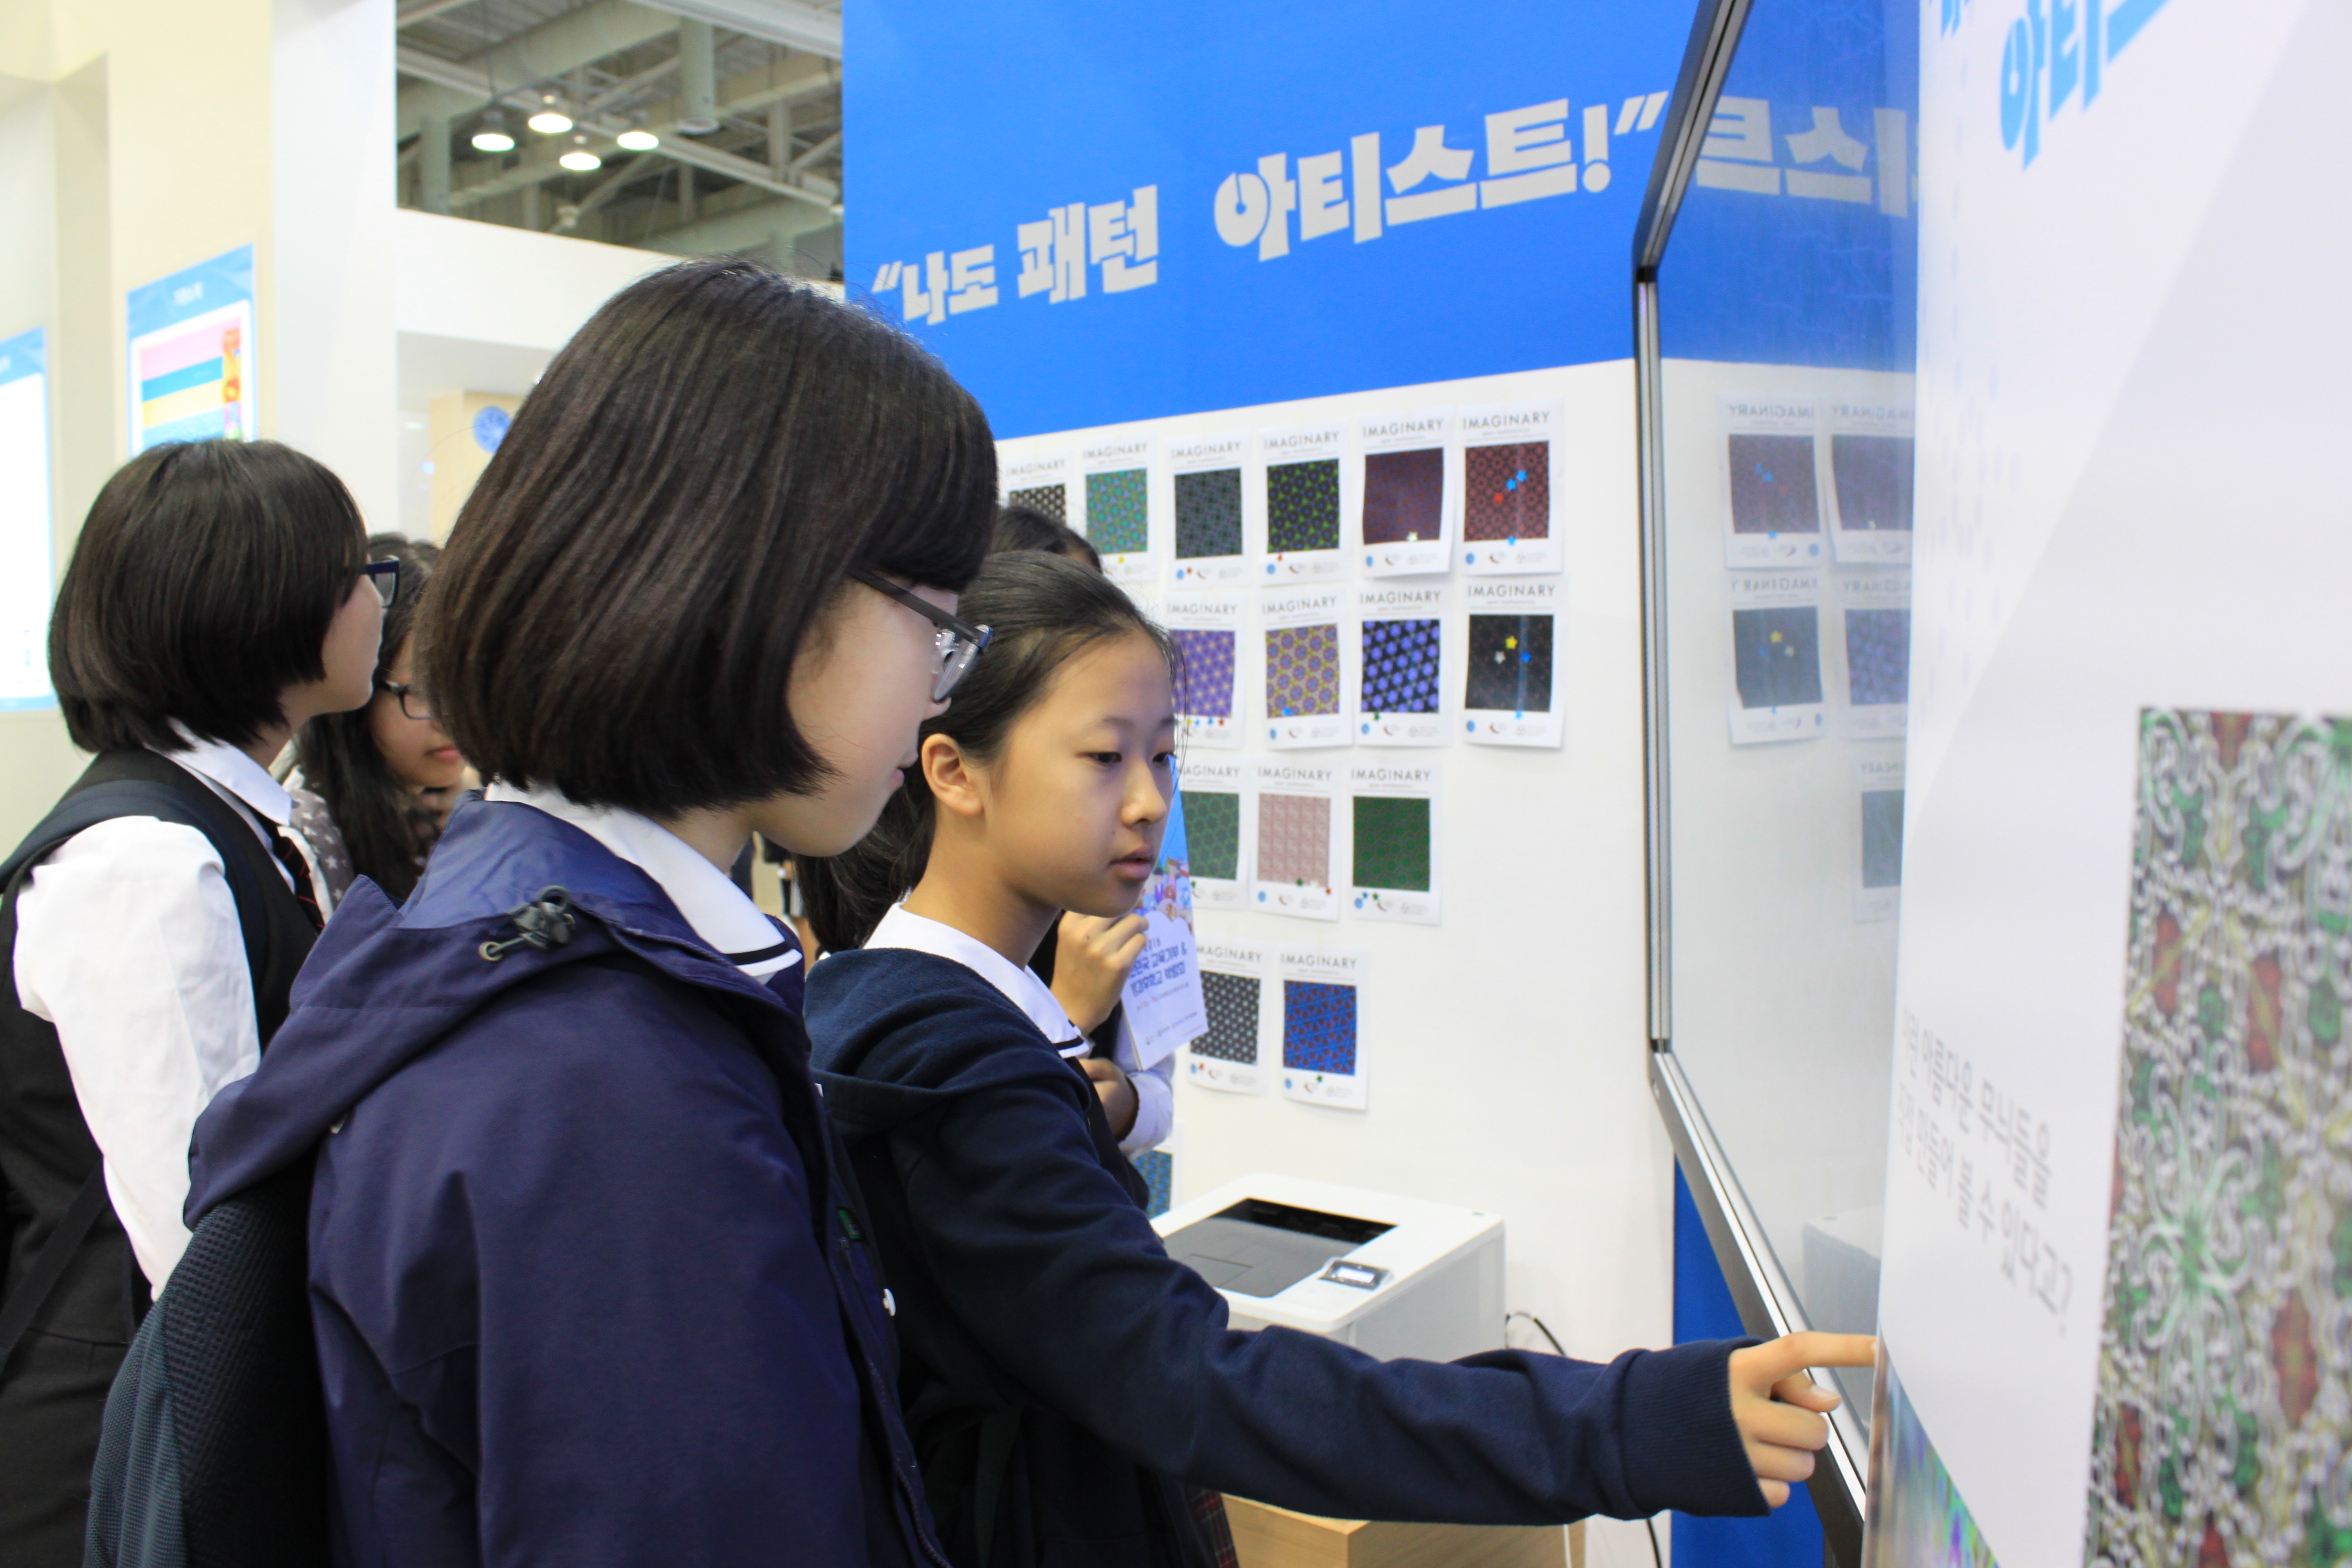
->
(310, 969, 868, 1566)
(895, 1070, 1767, 1524)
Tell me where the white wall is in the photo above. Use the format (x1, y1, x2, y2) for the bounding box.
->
(393, 207, 668, 352)
(999, 358, 1671, 1568)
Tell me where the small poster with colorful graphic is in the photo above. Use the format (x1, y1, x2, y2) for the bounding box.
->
(1120, 785, 1207, 1067)
(127, 246, 256, 455)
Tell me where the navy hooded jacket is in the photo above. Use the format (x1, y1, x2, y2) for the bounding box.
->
(806, 946, 1768, 1568)
(186, 800, 947, 1568)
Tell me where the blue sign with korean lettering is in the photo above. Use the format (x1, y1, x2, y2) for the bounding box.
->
(1657, 0, 1919, 372)
(845, 0, 1689, 437)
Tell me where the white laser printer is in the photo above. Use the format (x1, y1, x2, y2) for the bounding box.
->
(1151, 1173, 1504, 1363)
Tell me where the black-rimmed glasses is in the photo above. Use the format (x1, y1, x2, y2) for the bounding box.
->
(377, 680, 433, 722)
(358, 559, 401, 608)
(847, 567, 992, 701)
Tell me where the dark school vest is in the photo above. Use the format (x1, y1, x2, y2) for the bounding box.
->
(0, 749, 317, 1349)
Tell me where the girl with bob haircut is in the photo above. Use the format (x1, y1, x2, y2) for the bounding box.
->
(799, 551, 1876, 1568)
(185, 259, 998, 1567)
(1, 439, 381, 1566)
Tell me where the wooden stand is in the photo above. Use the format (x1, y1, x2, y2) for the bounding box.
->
(1222, 1498, 1583, 1568)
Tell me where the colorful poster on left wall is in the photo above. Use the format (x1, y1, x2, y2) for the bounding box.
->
(0, 327, 53, 711)
(127, 245, 256, 455)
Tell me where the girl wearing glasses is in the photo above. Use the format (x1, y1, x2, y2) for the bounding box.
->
(289, 535, 466, 905)
(0, 440, 381, 1567)
(180, 261, 996, 1568)
(796, 551, 1874, 1568)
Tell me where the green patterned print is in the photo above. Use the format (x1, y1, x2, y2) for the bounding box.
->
(1085, 468, 1148, 555)
(2088, 712, 2352, 1568)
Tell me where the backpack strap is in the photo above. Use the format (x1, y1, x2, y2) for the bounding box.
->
(0, 774, 280, 1369)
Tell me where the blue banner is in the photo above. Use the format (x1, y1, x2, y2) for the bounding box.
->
(0, 326, 41, 388)
(846, 1, 1691, 437)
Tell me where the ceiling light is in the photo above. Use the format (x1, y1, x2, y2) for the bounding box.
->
(615, 128, 660, 152)
(559, 148, 602, 172)
(471, 108, 515, 153)
(528, 95, 573, 135)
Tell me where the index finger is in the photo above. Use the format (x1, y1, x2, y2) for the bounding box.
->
(1745, 1333, 1877, 1384)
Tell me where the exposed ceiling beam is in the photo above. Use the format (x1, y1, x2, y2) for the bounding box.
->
(550, 151, 664, 232)
(396, 0, 479, 25)
(395, 1, 678, 137)
(786, 129, 839, 173)
(444, 97, 837, 210)
(630, 0, 841, 59)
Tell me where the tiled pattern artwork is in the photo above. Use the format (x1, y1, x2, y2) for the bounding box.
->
(1361, 618, 1442, 715)
(1362, 448, 1444, 544)
(1727, 433, 1821, 535)
(1846, 608, 1912, 707)
(1282, 979, 1357, 1076)
(1085, 468, 1148, 555)
(1265, 624, 1341, 718)
(1266, 459, 1341, 554)
(1732, 606, 1824, 710)
(1132, 1148, 1174, 1219)
(1182, 790, 1241, 882)
(2086, 711, 2352, 1568)
(1194, 970, 1260, 1064)
(1171, 629, 1236, 719)
(1465, 614, 1553, 714)
(1255, 793, 1330, 886)
(1463, 441, 1549, 542)
(1008, 482, 1067, 522)
(1353, 795, 1431, 892)
(1862, 789, 1904, 889)
(1175, 468, 1243, 559)
(1832, 433, 1915, 531)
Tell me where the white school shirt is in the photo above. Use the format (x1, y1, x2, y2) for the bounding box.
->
(863, 904, 1173, 1156)
(483, 783, 803, 980)
(13, 730, 332, 1291)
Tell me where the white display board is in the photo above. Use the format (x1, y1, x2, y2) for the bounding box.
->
(0, 326, 53, 711)
(1865, 3, 2350, 1566)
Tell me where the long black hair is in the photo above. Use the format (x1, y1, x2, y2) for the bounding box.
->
(798, 552, 1172, 953)
(296, 535, 442, 902)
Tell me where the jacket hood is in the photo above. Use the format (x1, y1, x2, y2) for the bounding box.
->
(187, 797, 787, 1219)
(804, 946, 1086, 1141)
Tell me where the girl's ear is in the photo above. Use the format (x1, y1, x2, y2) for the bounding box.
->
(922, 731, 986, 819)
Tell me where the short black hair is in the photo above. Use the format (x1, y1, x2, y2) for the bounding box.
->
(991, 503, 1100, 571)
(798, 551, 1171, 952)
(50, 439, 366, 754)
(295, 535, 443, 901)
(423, 258, 997, 815)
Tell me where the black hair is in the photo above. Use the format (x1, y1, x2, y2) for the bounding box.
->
(422, 257, 997, 815)
(798, 552, 1172, 953)
(295, 535, 443, 902)
(991, 502, 1101, 571)
(50, 439, 367, 754)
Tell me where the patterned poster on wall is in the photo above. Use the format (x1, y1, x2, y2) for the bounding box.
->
(1355, 407, 1452, 577)
(1835, 568, 1911, 741)
(1182, 937, 1272, 1096)
(1259, 585, 1350, 749)
(1080, 432, 1157, 584)
(1854, 748, 1904, 924)
(1348, 759, 1440, 924)
(1248, 757, 1341, 921)
(1278, 944, 1370, 1110)
(1726, 569, 1827, 745)
(1164, 592, 1245, 749)
(1355, 582, 1449, 747)
(1457, 400, 1563, 576)
(1719, 393, 1825, 569)
(1175, 753, 1248, 909)
(1461, 577, 1563, 748)
(1826, 396, 1914, 565)
(1001, 448, 1074, 522)
(1168, 433, 1251, 586)
(2083, 710, 2352, 1568)
(1254, 422, 1349, 583)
